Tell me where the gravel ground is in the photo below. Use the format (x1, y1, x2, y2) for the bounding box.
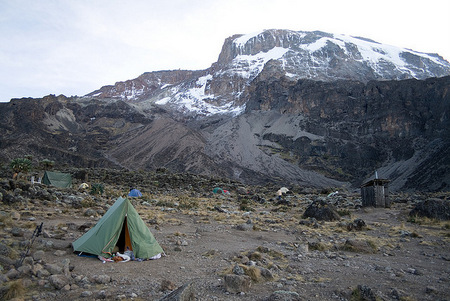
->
(1, 190, 448, 301)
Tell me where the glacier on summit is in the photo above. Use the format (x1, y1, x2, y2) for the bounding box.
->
(87, 29, 450, 117)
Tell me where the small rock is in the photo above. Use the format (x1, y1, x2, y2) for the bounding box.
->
(347, 219, 366, 231)
(62, 284, 71, 291)
(96, 290, 109, 299)
(10, 211, 20, 220)
(45, 263, 63, 275)
(91, 274, 111, 284)
(70, 284, 79, 290)
(352, 285, 378, 301)
(83, 208, 97, 217)
(425, 286, 437, 294)
(42, 230, 53, 238)
(236, 223, 253, 231)
(232, 264, 245, 275)
(5, 268, 19, 279)
(0, 243, 13, 257)
(161, 279, 177, 291)
(159, 281, 195, 301)
(240, 255, 249, 264)
(80, 291, 93, 297)
(49, 274, 69, 290)
(54, 250, 67, 256)
(36, 268, 51, 278)
(17, 264, 32, 275)
(33, 250, 45, 261)
(11, 227, 24, 237)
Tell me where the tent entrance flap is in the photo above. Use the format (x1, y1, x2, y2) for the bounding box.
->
(72, 197, 163, 259)
(116, 217, 133, 253)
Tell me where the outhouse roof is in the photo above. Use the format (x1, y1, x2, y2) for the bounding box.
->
(361, 178, 390, 188)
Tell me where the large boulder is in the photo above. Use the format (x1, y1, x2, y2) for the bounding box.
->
(302, 199, 340, 221)
(223, 274, 252, 293)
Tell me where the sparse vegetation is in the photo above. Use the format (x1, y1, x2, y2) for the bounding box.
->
(90, 183, 104, 195)
(81, 196, 97, 207)
(3, 279, 25, 300)
(239, 198, 254, 211)
(10, 157, 32, 178)
(337, 209, 351, 216)
(0, 168, 448, 300)
(39, 159, 55, 169)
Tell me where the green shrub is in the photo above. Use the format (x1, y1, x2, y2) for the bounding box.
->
(239, 198, 254, 211)
(39, 159, 55, 169)
(90, 183, 104, 195)
(10, 158, 32, 174)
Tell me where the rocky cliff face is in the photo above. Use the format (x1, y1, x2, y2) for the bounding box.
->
(239, 76, 450, 191)
(1, 29, 450, 191)
(1, 76, 448, 191)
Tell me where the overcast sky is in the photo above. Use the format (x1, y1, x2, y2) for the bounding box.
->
(1, 0, 449, 102)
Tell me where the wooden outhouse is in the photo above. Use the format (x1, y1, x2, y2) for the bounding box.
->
(361, 179, 390, 208)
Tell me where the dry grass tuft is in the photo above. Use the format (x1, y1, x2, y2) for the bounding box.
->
(164, 218, 183, 226)
(255, 246, 285, 260)
(0, 214, 13, 228)
(242, 265, 262, 282)
(81, 197, 96, 208)
(4, 279, 25, 300)
(248, 251, 263, 261)
(340, 239, 378, 254)
(308, 241, 329, 252)
(202, 249, 218, 257)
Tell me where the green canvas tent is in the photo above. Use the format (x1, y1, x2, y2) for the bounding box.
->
(42, 171, 72, 188)
(72, 197, 163, 259)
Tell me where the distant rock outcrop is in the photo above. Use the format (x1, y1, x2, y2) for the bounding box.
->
(409, 199, 450, 220)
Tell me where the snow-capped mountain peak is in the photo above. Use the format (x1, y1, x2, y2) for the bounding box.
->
(86, 29, 450, 117)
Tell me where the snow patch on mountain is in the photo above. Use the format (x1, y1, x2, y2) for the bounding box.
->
(223, 47, 289, 79)
(156, 74, 245, 116)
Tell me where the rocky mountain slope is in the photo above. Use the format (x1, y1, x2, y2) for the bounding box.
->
(1, 29, 450, 191)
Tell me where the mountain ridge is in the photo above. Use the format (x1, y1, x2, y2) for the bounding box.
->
(86, 29, 450, 118)
(1, 29, 450, 191)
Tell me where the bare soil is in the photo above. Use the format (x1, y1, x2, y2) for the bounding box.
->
(13, 192, 449, 301)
